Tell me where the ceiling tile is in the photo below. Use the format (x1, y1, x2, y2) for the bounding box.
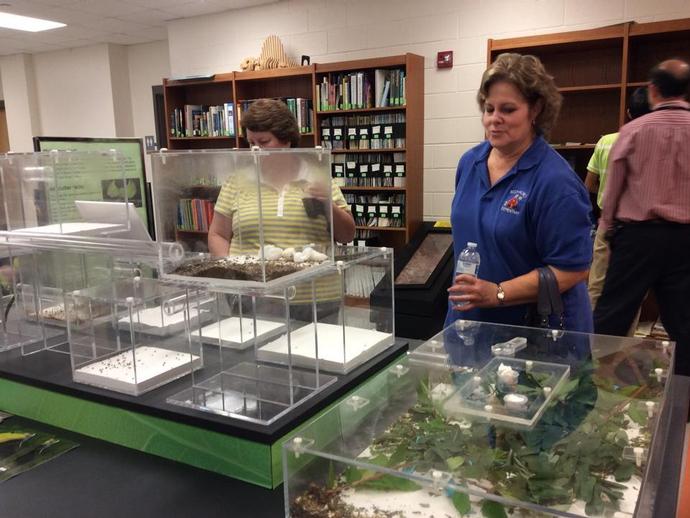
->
(121, 0, 206, 9)
(113, 8, 169, 25)
(88, 17, 150, 33)
(162, 0, 239, 19)
(104, 32, 152, 45)
(126, 25, 168, 41)
(49, 0, 145, 17)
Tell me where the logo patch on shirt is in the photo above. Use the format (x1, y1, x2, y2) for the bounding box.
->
(501, 190, 528, 215)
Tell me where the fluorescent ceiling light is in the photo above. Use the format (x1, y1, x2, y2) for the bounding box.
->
(0, 11, 65, 32)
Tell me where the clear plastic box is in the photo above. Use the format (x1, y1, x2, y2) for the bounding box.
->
(0, 150, 134, 237)
(166, 246, 396, 424)
(284, 321, 674, 517)
(68, 276, 204, 396)
(150, 148, 336, 291)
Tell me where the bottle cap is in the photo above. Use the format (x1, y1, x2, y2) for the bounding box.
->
(467, 242, 477, 247)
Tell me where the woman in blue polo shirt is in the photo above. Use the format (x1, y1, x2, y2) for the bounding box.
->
(446, 53, 593, 332)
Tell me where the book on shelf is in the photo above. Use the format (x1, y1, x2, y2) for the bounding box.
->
(170, 103, 235, 138)
(317, 71, 376, 111)
(332, 152, 406, 188)
(177, 198, 215, 232)
(320, 113, 405, 150)
(237, 97, 313, 137)
(346, 193, 405, 228)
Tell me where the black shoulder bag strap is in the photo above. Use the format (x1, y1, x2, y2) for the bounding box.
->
(536, 266, 565, 329)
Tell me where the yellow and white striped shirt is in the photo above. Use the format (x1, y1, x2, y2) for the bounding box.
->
(214, 169, 350, 302)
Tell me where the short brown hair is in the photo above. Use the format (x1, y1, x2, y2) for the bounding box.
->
(477, 53, 562, 138)
(241, 98, 300, 147)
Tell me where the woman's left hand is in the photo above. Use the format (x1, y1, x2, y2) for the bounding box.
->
(305, 182, 330, 202)
(448, 275, 499, 311)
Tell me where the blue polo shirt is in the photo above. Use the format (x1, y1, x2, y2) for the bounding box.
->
(445, 136, 593, 332)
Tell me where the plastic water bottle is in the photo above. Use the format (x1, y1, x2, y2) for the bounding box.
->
(455, 242, 480, 307)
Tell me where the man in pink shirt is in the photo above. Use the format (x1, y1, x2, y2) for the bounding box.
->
(594, 58, 690, 374)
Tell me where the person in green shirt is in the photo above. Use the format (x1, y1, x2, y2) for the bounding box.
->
(585, 87, 650, 334)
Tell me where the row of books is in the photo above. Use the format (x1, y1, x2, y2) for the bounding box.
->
(345, 194, 405, 228)
(316, 68, 406, 111)
(170, 103, 235, 138)
(320, 114, 406, 150)
(332, 153, 406, 187)
(236, 97, 313, 136)
(177, 198, 215, 232)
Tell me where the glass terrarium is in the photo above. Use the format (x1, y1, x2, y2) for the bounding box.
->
(255, 246, 395, 374)
(284, 321, 674, 517)
(150, 148, 335, 291)
(0, 243, 59, 353)
(0, 150, 136, 237)
(67, 276, 204, 396)
(166, 246, 396, 425)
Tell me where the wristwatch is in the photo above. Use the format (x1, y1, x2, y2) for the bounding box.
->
(496, 283, 505, 305)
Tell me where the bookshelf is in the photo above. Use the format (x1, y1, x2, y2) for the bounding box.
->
(162, 53, 424, 251)
(487, 18, 690, 181)
(314, 54, 424, 250)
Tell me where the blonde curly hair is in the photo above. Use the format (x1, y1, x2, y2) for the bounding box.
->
(477, 53, 562, 138)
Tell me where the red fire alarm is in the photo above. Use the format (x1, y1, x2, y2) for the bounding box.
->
(437, 50, 453, 69)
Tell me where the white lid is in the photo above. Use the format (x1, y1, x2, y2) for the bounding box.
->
(467, 241, 477, 248)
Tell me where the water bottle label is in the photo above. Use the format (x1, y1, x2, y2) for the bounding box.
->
(457, 260, 478, 276)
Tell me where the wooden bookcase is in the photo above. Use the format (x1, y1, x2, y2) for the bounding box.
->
(162, 54, 424, 251)
(487, 18, 690, 180)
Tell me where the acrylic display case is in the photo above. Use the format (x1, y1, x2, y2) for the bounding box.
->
(150, 148, 335, 291)
(284, 320, 674, 518)
(0, 150, 135, 238)
(0, 150, 144, 354)
(167, 246, 396, 424)
(67, 276, 204, 396)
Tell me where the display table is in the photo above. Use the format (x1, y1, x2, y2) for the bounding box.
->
(0, 339, 407, 489)
(0, 376, 687, 518)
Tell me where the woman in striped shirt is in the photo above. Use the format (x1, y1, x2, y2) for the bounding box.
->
(208, 98, 355, 257)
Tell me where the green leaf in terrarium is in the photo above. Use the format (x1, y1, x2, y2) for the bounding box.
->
(356, 474, 422, 492)
(344, 465, 363, 484)
(388, 443, 409, 467)
(446, 455, 465, 471)
(613, 429, 629, 447)
(617, 384, 641, 397)
(613, 462, 635, 482)
(106, 180, 120, 199)
(367, 454, 391, 467)
(601, 478, 627, 494)
(556, 378, 580, 399)
(451, 491, 471, 515)
(585, 482, 604, 516)
(575, 469, 596, 502)
(526, 478, 571, 504)
(481, 499, 507, 518)
(627, 404, 648, 425)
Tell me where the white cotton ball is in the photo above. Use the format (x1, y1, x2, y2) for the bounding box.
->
(301, 246, 315, 260)
(310, 251, 327, 262)
(282, 247, 295, 259)
(293, 251, 307, 263)
(259, 245, 283, 261)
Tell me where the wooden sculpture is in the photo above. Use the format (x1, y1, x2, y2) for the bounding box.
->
(240, 35, 298, 71)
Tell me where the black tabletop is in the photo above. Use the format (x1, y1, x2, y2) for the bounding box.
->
(0, 416, 284, 518)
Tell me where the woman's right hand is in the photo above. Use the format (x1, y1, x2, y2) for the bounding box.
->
(448, 274, 499, 311)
